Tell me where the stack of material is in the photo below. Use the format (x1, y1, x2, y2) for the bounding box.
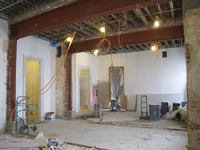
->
(94, 104, 102, 118)
(161, 102, 170, 115)
(45, 112, 55, 120)
(173, 102, 181, 110)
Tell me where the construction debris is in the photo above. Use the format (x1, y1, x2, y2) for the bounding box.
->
(163, 106, 187, 122)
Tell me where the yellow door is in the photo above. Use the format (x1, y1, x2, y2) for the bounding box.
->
(79, 68, 91, 111)
(26, 60, 40, 121)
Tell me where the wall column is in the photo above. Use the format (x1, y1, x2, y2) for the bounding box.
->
(183, 7, 200, 149)
(6, 38, 17, 132)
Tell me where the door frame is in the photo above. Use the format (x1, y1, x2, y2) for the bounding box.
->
(23, 55, 44, 121)
(77, 65, 92, 113)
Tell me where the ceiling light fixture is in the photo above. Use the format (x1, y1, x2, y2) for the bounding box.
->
(154, 21, 159, 27)
(67, 37, 72, 42)
(100, 27, 105, 32)
(151, 43, 158, 54)
(154, 16, 160, 27)
(94, 49, 99, 56)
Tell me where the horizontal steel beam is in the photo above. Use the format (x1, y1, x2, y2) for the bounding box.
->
(10, 0, 172, 39)
(69, 25, 184, 53)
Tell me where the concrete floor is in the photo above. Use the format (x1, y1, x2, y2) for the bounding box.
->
(86, 111, 187, 130)
(0, 112, 188, 150)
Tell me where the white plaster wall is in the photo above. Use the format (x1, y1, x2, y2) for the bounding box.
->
(0, 19, 8, 133)
(74, 52, 97, 112)
(97, 48, 187, 110)
(16, 36, 56, 120)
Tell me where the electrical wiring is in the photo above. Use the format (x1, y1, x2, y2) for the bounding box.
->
(118, 14, 128, 51)
(97, 23, 111, 53)
(9, 32, 76, 138)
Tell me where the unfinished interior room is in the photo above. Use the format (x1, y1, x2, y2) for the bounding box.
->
(0, 0, 199, 149)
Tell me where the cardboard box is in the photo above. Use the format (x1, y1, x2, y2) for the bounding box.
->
(118, 95, 127, 110)
(45, 112, 55, 120)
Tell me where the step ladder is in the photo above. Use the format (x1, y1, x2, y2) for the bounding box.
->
(140, 94, 149, 120)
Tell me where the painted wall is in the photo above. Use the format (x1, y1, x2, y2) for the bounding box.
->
(74, 52, 97, 112)
(97, 48, 187, 110)
(0, 19, 8, 133)
(16, 36, 56, 120)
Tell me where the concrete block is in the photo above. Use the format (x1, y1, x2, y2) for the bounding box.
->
(94, 111, 102, 115)
(94, 104, 102, 108)
(65, 111, 76, 118)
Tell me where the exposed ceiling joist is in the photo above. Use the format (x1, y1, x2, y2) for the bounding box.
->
(169, 1, 175, 20)
(10, 0, 173, 39)
(135, 8, 149, 26)
(69, 25, 184, 53)
(144, 7, 155, 22)
(156, 4, 166, 23)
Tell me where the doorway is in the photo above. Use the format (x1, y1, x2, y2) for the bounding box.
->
(79, 67, 91, 112)
(25, 59, 41, 121)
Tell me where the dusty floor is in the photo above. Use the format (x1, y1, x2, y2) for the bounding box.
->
(78, 111, 187, 130)
(0, 112, 188, 150)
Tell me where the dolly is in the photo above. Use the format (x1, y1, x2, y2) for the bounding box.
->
(15, 96, 38, 138)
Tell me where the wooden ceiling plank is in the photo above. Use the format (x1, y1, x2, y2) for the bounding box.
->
(169, 1, 175, 21)
(144, 7, 155, 23)
(122, 12, 138, 28)
(156, 4, 166, 23)
(135, 8, 148, 26)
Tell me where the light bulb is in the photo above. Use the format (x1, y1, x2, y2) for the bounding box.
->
(94, 49, 99, 56)
(67, 37, 72, 42)
(100, 27, 105, 32)
(154, 21, 159, 27)
(151, 46, 156, 51)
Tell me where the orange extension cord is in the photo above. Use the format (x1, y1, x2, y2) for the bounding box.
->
(9, 32, 76, 138)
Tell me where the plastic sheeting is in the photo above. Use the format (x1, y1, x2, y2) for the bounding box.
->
(110, 67, 123, 100)
(163, 106, 187, 122)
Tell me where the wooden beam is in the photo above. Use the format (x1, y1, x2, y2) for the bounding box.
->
(10, 0, 173, 39)
(69, 25, 184, 53)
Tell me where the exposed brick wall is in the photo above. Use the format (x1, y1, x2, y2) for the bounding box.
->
(64, 51, 72, 113)
(55, 45, 66, 118)
(6, 26, 17, 132)
(55, 44, 72, 118)
(184, 7, 200, 150)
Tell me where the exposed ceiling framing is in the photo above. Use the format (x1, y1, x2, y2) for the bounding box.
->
(0, 0, 184, 55)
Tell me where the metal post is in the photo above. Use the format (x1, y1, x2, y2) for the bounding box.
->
(27, 98, 30, 138)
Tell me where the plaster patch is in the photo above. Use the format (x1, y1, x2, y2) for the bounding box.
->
(2, 40, 8, 52)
